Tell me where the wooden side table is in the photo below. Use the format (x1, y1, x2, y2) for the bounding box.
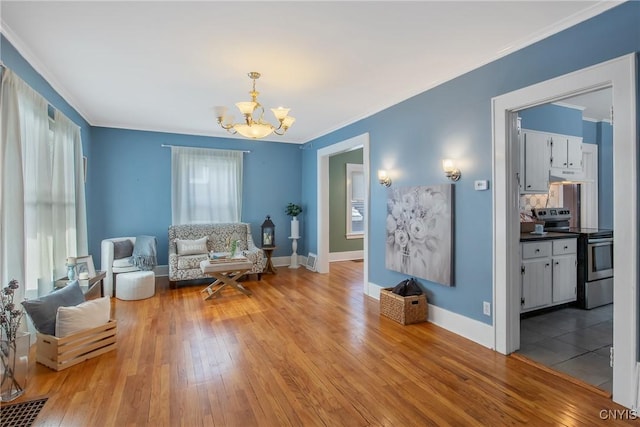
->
(54, 271, 107, 299)
(262, 247, 277, 274)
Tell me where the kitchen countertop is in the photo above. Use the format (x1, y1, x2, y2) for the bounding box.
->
(520, 231, 579, 242)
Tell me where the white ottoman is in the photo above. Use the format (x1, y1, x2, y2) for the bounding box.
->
(116, 271, 155, 300)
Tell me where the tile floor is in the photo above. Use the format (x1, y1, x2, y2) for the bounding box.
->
(517, 304, 613, 393)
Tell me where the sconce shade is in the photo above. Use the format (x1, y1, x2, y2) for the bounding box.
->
(261, 215, 275, 247)
(378, 170, 392, 187)
(442, 159, 461, 181)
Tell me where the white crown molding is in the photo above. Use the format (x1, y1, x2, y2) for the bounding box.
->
(583, 116, 613, 124)
(552, 101, 587, 111)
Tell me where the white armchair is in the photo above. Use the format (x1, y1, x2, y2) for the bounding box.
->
(101, 237, 140, 297)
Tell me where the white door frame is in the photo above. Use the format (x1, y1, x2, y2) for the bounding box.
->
(317, 133, 370, 293)
(492, 54, 637, 408)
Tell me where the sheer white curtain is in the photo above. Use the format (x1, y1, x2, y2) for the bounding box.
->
(171, 146, 243, 224)
(0, 69, 87, 298)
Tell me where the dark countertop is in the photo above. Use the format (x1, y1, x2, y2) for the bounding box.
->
(520, 232, 580, 242)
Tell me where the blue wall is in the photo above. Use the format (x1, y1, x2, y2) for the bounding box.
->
(300, 1, 640, 324)
(520, 104, 584, 136)
(90, 127, 302, 265)
(597, 122, 614, 229)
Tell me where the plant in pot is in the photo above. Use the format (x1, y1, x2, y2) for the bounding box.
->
(285, 203, 302, 238)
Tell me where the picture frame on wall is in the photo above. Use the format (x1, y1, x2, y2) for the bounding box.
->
(75, 255, 96, 278)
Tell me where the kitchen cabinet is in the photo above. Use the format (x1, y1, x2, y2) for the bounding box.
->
(521, 241, 552, 311)
(551, 239, 577, 303)
(520, 130, 550, 193)
(550, 135, 582, 170)
(550, 134, 584, 180)
(521, 238, 577, 313)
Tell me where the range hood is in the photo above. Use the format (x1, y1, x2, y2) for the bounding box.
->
(549, 168, 590, 183)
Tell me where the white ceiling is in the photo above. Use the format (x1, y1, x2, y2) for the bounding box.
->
(0, 1, 621, 143)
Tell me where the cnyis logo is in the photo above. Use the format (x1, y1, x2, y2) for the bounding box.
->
(598, 409, 638, 420)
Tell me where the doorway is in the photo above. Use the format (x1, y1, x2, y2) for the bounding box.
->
(516, 89, 613, 392)
(317, 133, 370, 294)
(492, 54, 637, 408)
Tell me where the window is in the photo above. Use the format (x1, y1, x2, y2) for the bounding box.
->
(171, 146, 243, 224)
(1, 69, 87, 297)
(346, 163, 364, 238)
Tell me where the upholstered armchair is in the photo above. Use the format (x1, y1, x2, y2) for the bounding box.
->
(168, 223, 266, 288)
(101, 237, 140, 297)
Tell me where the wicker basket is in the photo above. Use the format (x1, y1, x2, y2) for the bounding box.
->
(380, 288, 427, 325)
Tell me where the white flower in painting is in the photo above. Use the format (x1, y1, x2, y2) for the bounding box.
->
(391, 201, 403, 219)
(402, 192, 416, 213)
(386, 214, 397, 234)
(394, 229, 409, 248)
(408, 218, 429, 243)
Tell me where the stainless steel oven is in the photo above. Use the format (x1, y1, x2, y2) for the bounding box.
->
(532, 207, 613, 309)
(587, 236, 614, 281)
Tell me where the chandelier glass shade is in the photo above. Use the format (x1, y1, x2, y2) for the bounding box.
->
(214, 72, 295, 139)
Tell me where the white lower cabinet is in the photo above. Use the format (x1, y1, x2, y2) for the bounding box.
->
(521, 238, 577, 313)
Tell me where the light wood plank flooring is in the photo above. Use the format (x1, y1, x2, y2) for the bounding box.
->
(4, 261, 635, 426)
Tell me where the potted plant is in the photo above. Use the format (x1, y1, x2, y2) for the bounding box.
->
(285, 203, 302, 238)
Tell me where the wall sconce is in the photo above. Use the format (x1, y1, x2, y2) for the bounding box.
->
(442, 159, 461, 181)
(378, 170, 392, 187)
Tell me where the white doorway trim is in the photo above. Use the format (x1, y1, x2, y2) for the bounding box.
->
(492, 53, 637, 408)
(317, 133, 370, 293)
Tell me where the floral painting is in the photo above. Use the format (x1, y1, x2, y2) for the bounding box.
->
(385, 184, 453, 286)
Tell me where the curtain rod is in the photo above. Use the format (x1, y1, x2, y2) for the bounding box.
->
(161, 144, 250, 153)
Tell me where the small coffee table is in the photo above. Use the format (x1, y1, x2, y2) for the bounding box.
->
(200, 259, 253, 300)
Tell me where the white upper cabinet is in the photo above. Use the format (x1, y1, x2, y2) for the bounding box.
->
(550, 134, 584, 179)
(520, 130, 550, 193)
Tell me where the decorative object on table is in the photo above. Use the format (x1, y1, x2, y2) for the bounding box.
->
(385, 184, 454, 286)
(130, 235, 158, 271)
(379, 287, 427, 325)
(0, 397, 48, 425)
(285, 203, 302, 239)
(66, 257, 77, 281)
(1, 279, 27, 402)
(229, 239, 242, 258)
(285, 203, 302, 269)
(75, 255, 96, 279)
(214, 71, 295, 139)
(261, 215, 275, 248)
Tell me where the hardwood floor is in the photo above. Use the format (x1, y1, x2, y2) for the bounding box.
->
(5, 261, 635, 426)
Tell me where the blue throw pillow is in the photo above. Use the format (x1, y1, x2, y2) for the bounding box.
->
(21, 280, 85, 336)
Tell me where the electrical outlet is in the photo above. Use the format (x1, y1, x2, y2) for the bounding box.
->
(483, 301, 491, 316)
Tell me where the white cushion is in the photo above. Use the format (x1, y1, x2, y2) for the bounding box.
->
(113, 257, 133, 268)
(176, 237, 208, 255)
(55, 296, 111, 338)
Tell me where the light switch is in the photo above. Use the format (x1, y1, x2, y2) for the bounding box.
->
(474, 180, 489, 191)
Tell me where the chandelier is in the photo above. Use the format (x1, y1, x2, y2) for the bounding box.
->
(214, 72, 295, 139)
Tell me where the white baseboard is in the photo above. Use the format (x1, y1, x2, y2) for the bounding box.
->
(154, 265, 168, 277)
(329, 250, 364, 262)
(368, 283, 494, 350)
